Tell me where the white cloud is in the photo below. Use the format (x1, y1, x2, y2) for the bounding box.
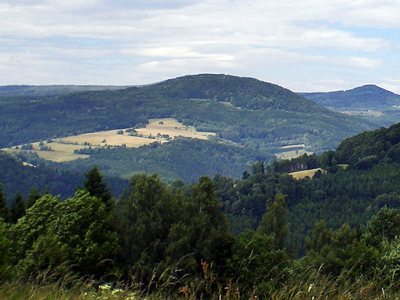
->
(0, 0, 398, 91)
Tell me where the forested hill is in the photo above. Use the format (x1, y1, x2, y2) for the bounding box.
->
(270, 121, 400, 172)
(0, 74, 373, 153)
(212, 120, 400, 256)
(335, 122, 400, 168)
(138, 74, 326, 113)
(301, 84, 400, 110)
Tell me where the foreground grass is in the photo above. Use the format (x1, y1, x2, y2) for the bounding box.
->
(0, 281, 145, 300)
(1, 279, 399, 300)
(1, 266, 400, 300)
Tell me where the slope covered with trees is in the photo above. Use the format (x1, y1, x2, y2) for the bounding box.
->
(2, 162, 400, 298)
(302, 85, 400, 126)
(215, 121, 400, 255)
(65, 138, 268, 181)
(1, 74, 373, 153)
(301, 84, 400, 109)
(0, 151, 126, 201)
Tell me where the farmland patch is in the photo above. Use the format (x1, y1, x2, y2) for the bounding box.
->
(3, 118, 216, 163)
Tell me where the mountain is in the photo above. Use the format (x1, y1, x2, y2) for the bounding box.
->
(0, 74, 376, 182)
(301, 85, 400, 109)
(301, 85, 400, 126)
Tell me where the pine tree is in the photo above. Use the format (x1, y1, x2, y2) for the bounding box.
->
(26, 187, 41, 209)
(258, 193, 288, 249)
(83, 166, 112, 209)
(190, 177, 233, 271)
(11, 193, 26, 223)
(0, 185, 9, 222)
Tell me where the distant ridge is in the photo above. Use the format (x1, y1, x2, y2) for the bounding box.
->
(0, 85, 129, 97)
(301, 84, 400, 109)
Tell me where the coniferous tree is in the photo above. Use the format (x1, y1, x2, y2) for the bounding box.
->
(258, 193, 288, 249)
(10, 193, 25, 223)
(0, 218, 11, 279)
(0, 185, 9, 222)
(190, 177, 233, 272)
(26, 187, 41, 209)
(83, 166, 112, 209)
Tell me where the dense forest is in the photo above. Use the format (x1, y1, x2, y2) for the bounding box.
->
(302, 85, 400, 126)
(0, 152, 127, 200)
(63, 138, 268, 181)
(3, 122, 400, 298)
(0, 75, 373, 153)
(1, 74, 380, 186)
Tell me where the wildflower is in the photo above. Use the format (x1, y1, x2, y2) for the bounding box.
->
(111, 288, 123, 295)
(99, 283, 111, 291)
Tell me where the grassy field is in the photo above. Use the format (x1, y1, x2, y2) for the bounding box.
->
(4, 142, 90, 163)
(289, 168, 326, 180)
(3, 118, 216, 163)
(275, 144, 313, 160)
(135, 118, 215, 140)
(61, 130, 158, 148)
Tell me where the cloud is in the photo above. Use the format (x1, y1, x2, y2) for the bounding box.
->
(0, 0, 398, 91)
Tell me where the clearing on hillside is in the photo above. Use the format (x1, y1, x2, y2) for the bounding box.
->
(3, 118, 216, 163)
(135, 118, 215, 140)
(289, 168, 326, 180)
(276, 144, 313, 160)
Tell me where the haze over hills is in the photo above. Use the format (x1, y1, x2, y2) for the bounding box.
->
(301, 85, 400, 126)
(0, 74, 376, 182)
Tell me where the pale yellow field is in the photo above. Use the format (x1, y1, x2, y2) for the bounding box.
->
(275, 149, 313, 160)
(4, 118, 216, 163)
(60, 130, 160, 148)
(135, 118, 215, 140)
(31, 143, 90, 162)
(289, 168, 326, 180)
(4, 141, 89, 162)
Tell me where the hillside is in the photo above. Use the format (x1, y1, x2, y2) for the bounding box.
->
(334, 122, 400, 168)
(301, 85, 400, 126)
(62, 138, 267, 182)
(0, 151, 126, 201)
(301, 85, 400, 109)
(0, 74, 376, 182)
(4, 113, 400, 298)
(1, 74, 373, 150)
(217, 120, 400, 254)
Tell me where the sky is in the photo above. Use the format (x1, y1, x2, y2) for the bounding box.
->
(0, 0, 399, 92)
